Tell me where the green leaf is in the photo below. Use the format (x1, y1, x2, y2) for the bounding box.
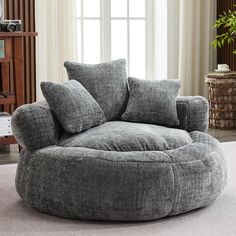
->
(221, 39, 225, 46)
(212, 40, 217, 48)
(214, 7, 236, 52)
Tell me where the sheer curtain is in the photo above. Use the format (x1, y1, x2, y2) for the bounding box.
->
(155, 0, 217, 96)
(177, 0, 217, 96)
(35, 0, 77, 100)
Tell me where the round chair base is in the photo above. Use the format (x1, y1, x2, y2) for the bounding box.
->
(15, 131, 227, 221)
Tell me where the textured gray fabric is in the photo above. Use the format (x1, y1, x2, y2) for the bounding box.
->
(41, 80, 106, 134)
(121, 77, 181, 127)
(176, 96, 209, 132)
(11, 95, 209, 153)
(15, 131, 227, 221)
(12, 89, 221, 222)
(64, 59, 128, 121)
(11, 100, 62, 152)
(59, 121, 192, 152)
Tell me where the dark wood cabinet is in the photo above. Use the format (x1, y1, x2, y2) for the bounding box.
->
(4, 0, 37, 104)
(0, 0, 37, 146)
(0, 32, 37, 145)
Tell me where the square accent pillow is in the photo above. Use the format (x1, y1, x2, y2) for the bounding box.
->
(121, 77, 181, 127)
(41, 80, 106, 134)
(64, 59, 128, 121)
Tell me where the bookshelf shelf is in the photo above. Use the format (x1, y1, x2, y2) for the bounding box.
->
(0, 32, 37, 146)
(0, 93, 15, 105)
(0, 136, 16, 145)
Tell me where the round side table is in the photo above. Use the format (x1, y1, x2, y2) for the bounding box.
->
(205, 73, 236, 130)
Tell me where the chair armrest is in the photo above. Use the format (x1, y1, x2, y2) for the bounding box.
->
(11, 100, 62, 152)
(176, 96, 209, 132)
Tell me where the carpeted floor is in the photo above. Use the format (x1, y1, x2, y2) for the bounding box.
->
(0, 142, 236, 236)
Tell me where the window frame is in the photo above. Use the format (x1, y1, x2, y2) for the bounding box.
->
(76, 0, 155, 79)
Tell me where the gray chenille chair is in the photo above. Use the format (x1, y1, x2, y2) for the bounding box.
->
(11, 59, 227, 222)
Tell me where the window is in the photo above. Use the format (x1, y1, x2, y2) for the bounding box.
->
(76, 0, 101, 64)
(76, 0, 154, 79)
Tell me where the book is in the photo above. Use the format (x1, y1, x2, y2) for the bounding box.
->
(0, 112, 13, 136)
(0, 112, 11, 118)
(0, 40, 5, 59)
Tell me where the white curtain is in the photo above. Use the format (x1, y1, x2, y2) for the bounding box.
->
(177, 0, 217, 96)
(156, 0, 217, 97)
(35, 0, 77, 100)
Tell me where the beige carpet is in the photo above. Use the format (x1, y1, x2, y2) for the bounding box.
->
(0, 142, 236, 236)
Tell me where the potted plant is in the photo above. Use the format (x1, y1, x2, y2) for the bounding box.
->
(213, 7, 236, 54)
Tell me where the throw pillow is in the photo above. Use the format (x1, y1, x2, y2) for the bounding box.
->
(64, 59, 128, 121)
(121, 77, 181, 127)
(41, 80, 106, 134)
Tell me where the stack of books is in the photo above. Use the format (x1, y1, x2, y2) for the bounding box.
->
(0, 112, 13, 137)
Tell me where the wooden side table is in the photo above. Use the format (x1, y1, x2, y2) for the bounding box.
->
(205, 73, 236, 130)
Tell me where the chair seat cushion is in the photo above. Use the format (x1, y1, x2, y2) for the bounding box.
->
(58, 121, 192, 152)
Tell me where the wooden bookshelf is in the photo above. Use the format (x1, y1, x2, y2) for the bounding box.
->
(0, 32, 37, 146)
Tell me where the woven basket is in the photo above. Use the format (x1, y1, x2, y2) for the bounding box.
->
(207, 81, 236, 129)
